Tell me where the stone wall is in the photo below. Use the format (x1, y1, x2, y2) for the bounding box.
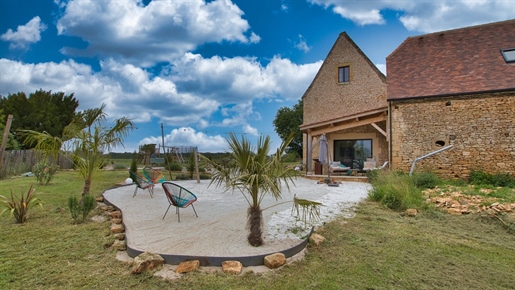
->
(302, 33, 386, 126)
(390, 92, 515, 179)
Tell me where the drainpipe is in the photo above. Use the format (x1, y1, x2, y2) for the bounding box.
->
(388, 102, 392, 169)
(409, 145, 453, 176)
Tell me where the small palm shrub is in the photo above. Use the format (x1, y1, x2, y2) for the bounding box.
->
(0, 185, 43, 224)
(33, 161, 59, 185)
(68, 194, 96, 224)
(368, 171, 425, 211)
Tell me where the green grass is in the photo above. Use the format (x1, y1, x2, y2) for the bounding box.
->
(1, 171, 514, 289)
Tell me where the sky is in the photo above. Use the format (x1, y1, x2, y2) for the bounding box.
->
(1, 0, 514, 153)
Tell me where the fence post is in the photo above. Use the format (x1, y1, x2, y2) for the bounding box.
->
(0, 115, 14, 175)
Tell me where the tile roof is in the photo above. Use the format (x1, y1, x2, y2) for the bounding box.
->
(386, 19, 515, 100)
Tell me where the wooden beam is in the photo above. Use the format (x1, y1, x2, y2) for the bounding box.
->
(309, 115, 386, 136)
(371, 122, 387, 137)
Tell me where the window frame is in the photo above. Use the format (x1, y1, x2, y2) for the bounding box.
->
(336, 64, 352, 83)
(501, 48, 515, 63)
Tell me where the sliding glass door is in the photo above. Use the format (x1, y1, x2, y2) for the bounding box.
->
(333, 139, 372, 169)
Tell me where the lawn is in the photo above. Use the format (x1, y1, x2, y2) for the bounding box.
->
(1, 170, 514, 289)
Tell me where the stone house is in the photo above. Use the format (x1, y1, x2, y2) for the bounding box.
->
(301, 19, 515, 178)
(386, 19, 515, 178)
(299, 32, 388, 175)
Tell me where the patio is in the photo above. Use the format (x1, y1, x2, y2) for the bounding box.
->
(102, 177, 371, 265)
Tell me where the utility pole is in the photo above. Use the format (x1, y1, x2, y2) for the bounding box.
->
(0, 115, 14, 174)
(161, 123, 172, 180)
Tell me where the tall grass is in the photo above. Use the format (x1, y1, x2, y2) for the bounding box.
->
(368, 171, 433, 211)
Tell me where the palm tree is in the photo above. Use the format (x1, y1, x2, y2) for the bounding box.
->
(21, 104, 135, 198)
(201, 132, 298, 247)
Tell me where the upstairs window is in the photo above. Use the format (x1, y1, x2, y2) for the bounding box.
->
(501, 48, 515, 63)
(338, 66, 350, 83)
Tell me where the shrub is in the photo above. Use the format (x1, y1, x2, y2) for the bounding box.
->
(32, 161, 59, 185)
(199, 174, 211, 180)
(368, 171, 425, 211)
(366, 169, 380, 183)
(0, 185, 43, 224)
(68, 194, 97, 224)
(130, 152, 138, 175)
(411, 171, 442, 189)
(469, 170, 515, 188)
(114, 163, 128, 170)
(174, 174, 190, 180)
(168, 162, 183, 172)
(282, 152, 299, 162)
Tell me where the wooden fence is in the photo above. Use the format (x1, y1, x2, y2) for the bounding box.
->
(0, 150, 74, 179)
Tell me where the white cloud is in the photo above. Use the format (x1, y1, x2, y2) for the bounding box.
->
(1, 16, 47, 49)
(171, 53, 322, 103)
(139, 127, 228, 153)
(0, 54, 320, 134)
(375, 63, 386, 75)
(55, 0, 259, 66)
(307, 0, 514, 32)
(242, 124, 258, 136)
(294, 34, 311, 52)
(333, 7, 384, 26)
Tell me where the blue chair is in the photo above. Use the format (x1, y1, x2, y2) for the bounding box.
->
(143, 166, 165, 184)
(162, 182, 198, 222)
(129, 171, 154, 198)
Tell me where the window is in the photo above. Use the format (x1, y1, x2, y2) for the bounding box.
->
(501, 48, 515, 63)
(338, 66, 350, 83)
(333, 139, 372, 169)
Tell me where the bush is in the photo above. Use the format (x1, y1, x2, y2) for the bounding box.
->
(282, 152, 299, 162)
(0, 185, 42, 224)
(199, 174, 211, 180)
(32, 161, 59, 185)
(174, 174, 190, 180)
(469, 170, 515, 188)
(168, 163, 183, 171)
(130, 152, 138, 175)
(68, 194, 96, 224)
(411, 171, 442, 189)
(366, 169, 380, 183)
(114, 163, 128, 170)
(368, 171, 425, 211)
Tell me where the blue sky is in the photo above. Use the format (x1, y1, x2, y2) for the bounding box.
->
(1, 0, 514, 153)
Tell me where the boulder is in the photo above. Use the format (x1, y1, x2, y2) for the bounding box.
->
(406, 208, 418, 217)
(175, 260, 200, 273)
(222, 260, 243, 275)
(108, 211, 122, 219)
(111, 224, 124, 234)
(114, 233, 125, 240)
(113, 240, 126, 251)
(132, 252, 165, 274)
(112, 218, 123, 224)
(263, 253, 286, 269)
(309, 233, 326, 246)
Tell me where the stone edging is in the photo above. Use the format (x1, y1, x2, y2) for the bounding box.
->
(101, 184, 313, 267)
